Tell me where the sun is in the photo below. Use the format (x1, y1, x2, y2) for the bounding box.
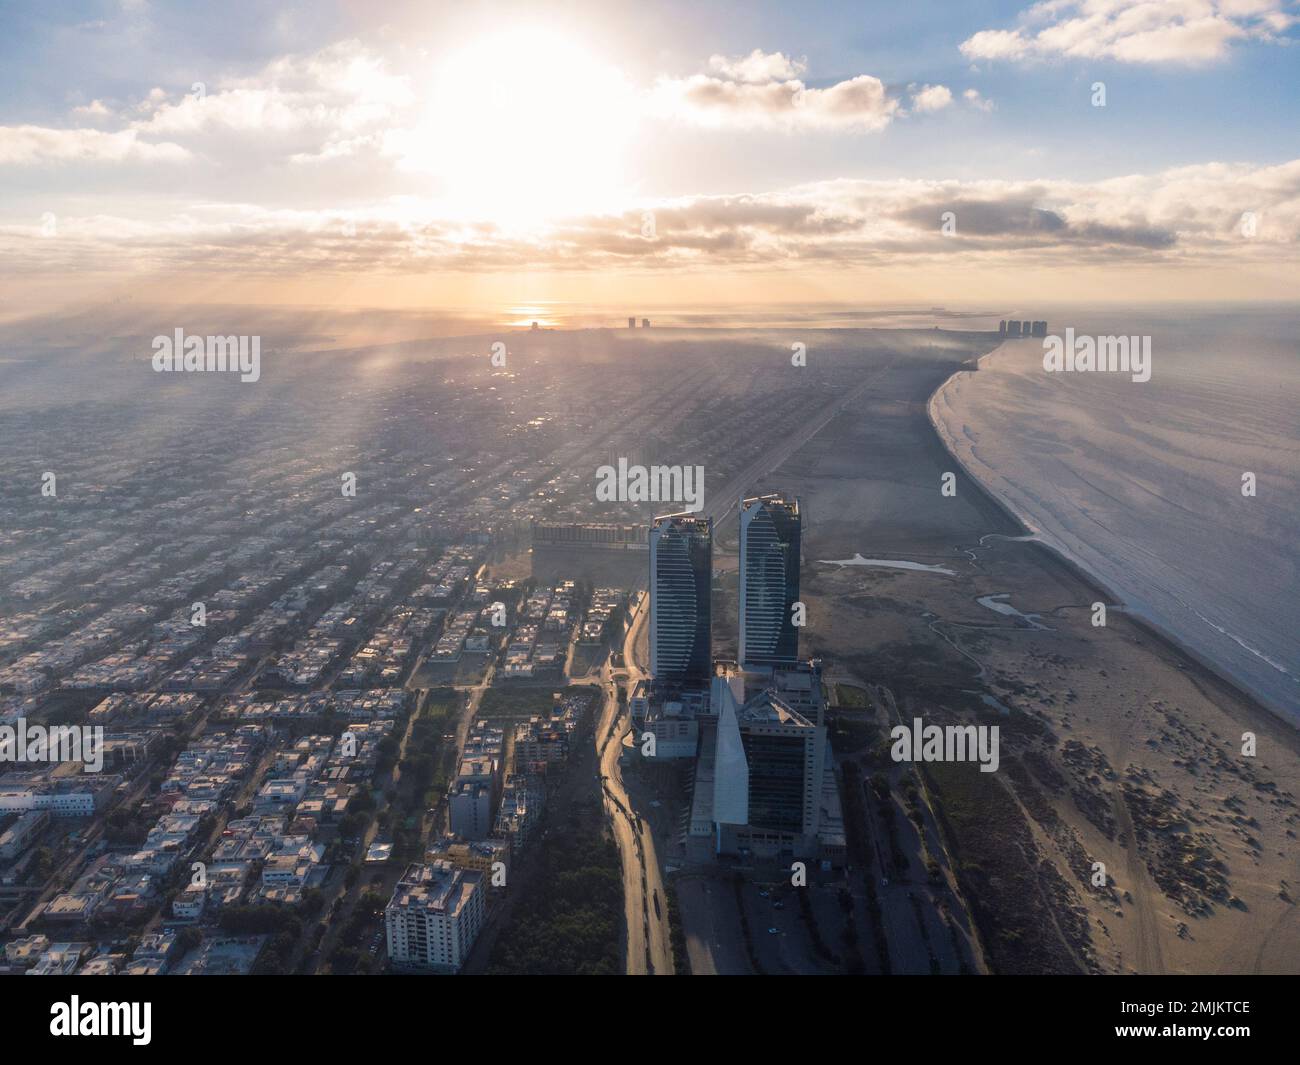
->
(400, 28, 638, 228)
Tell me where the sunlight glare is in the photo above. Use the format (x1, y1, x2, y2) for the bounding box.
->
(402, 28, 638, 228)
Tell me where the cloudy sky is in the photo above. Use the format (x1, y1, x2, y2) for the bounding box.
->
(2, 0, 1298, 314)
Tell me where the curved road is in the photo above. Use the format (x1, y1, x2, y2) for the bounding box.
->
(594, 589, 674, 975)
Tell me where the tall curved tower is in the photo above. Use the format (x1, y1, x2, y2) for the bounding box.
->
(649, 512, 712, 682)
(739, 493, 801, 671)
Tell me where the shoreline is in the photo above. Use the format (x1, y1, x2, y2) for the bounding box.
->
(926, 342, 1298, 737)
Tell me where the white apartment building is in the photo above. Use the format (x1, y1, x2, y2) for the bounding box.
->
(385, 861, 486, 972)
(0, 782, 117, 817)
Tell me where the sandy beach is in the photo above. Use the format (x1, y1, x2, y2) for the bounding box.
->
(930, 330, 1300, 722)
(755, 329, 1300, 974)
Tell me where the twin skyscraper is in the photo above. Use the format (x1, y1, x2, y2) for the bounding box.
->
(641, 494, 840, 862)
(649, 493, 801, 682)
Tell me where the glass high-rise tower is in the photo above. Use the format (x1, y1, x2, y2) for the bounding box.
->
(649, 512, 712, 682)
(739, 493, 801, 671)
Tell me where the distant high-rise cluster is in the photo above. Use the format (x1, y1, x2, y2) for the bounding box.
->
(1000, 319, 1048, 338)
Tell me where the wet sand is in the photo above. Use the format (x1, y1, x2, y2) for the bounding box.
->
(931, 334, 1299, 721)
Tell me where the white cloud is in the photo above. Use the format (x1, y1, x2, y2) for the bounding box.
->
(961, 0, 1294, 64)
(963, 88, 996, 111)
(131, 40, 412, 142)
(0, 41, 411, 174)
(655, 51, 963, 132)
(71, 99, 113, 119)
(0, 126, 188, 165)
(656, 72, 898, 132)
(961, 28, 1033, 61)
(6, 158, 1295, 278)
(653, 51, 901, 132)
(707, 49, 808, 83)
(911, 84, 954, 113)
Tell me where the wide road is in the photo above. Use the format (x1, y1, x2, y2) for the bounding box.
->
(594, 589, 676, 975)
